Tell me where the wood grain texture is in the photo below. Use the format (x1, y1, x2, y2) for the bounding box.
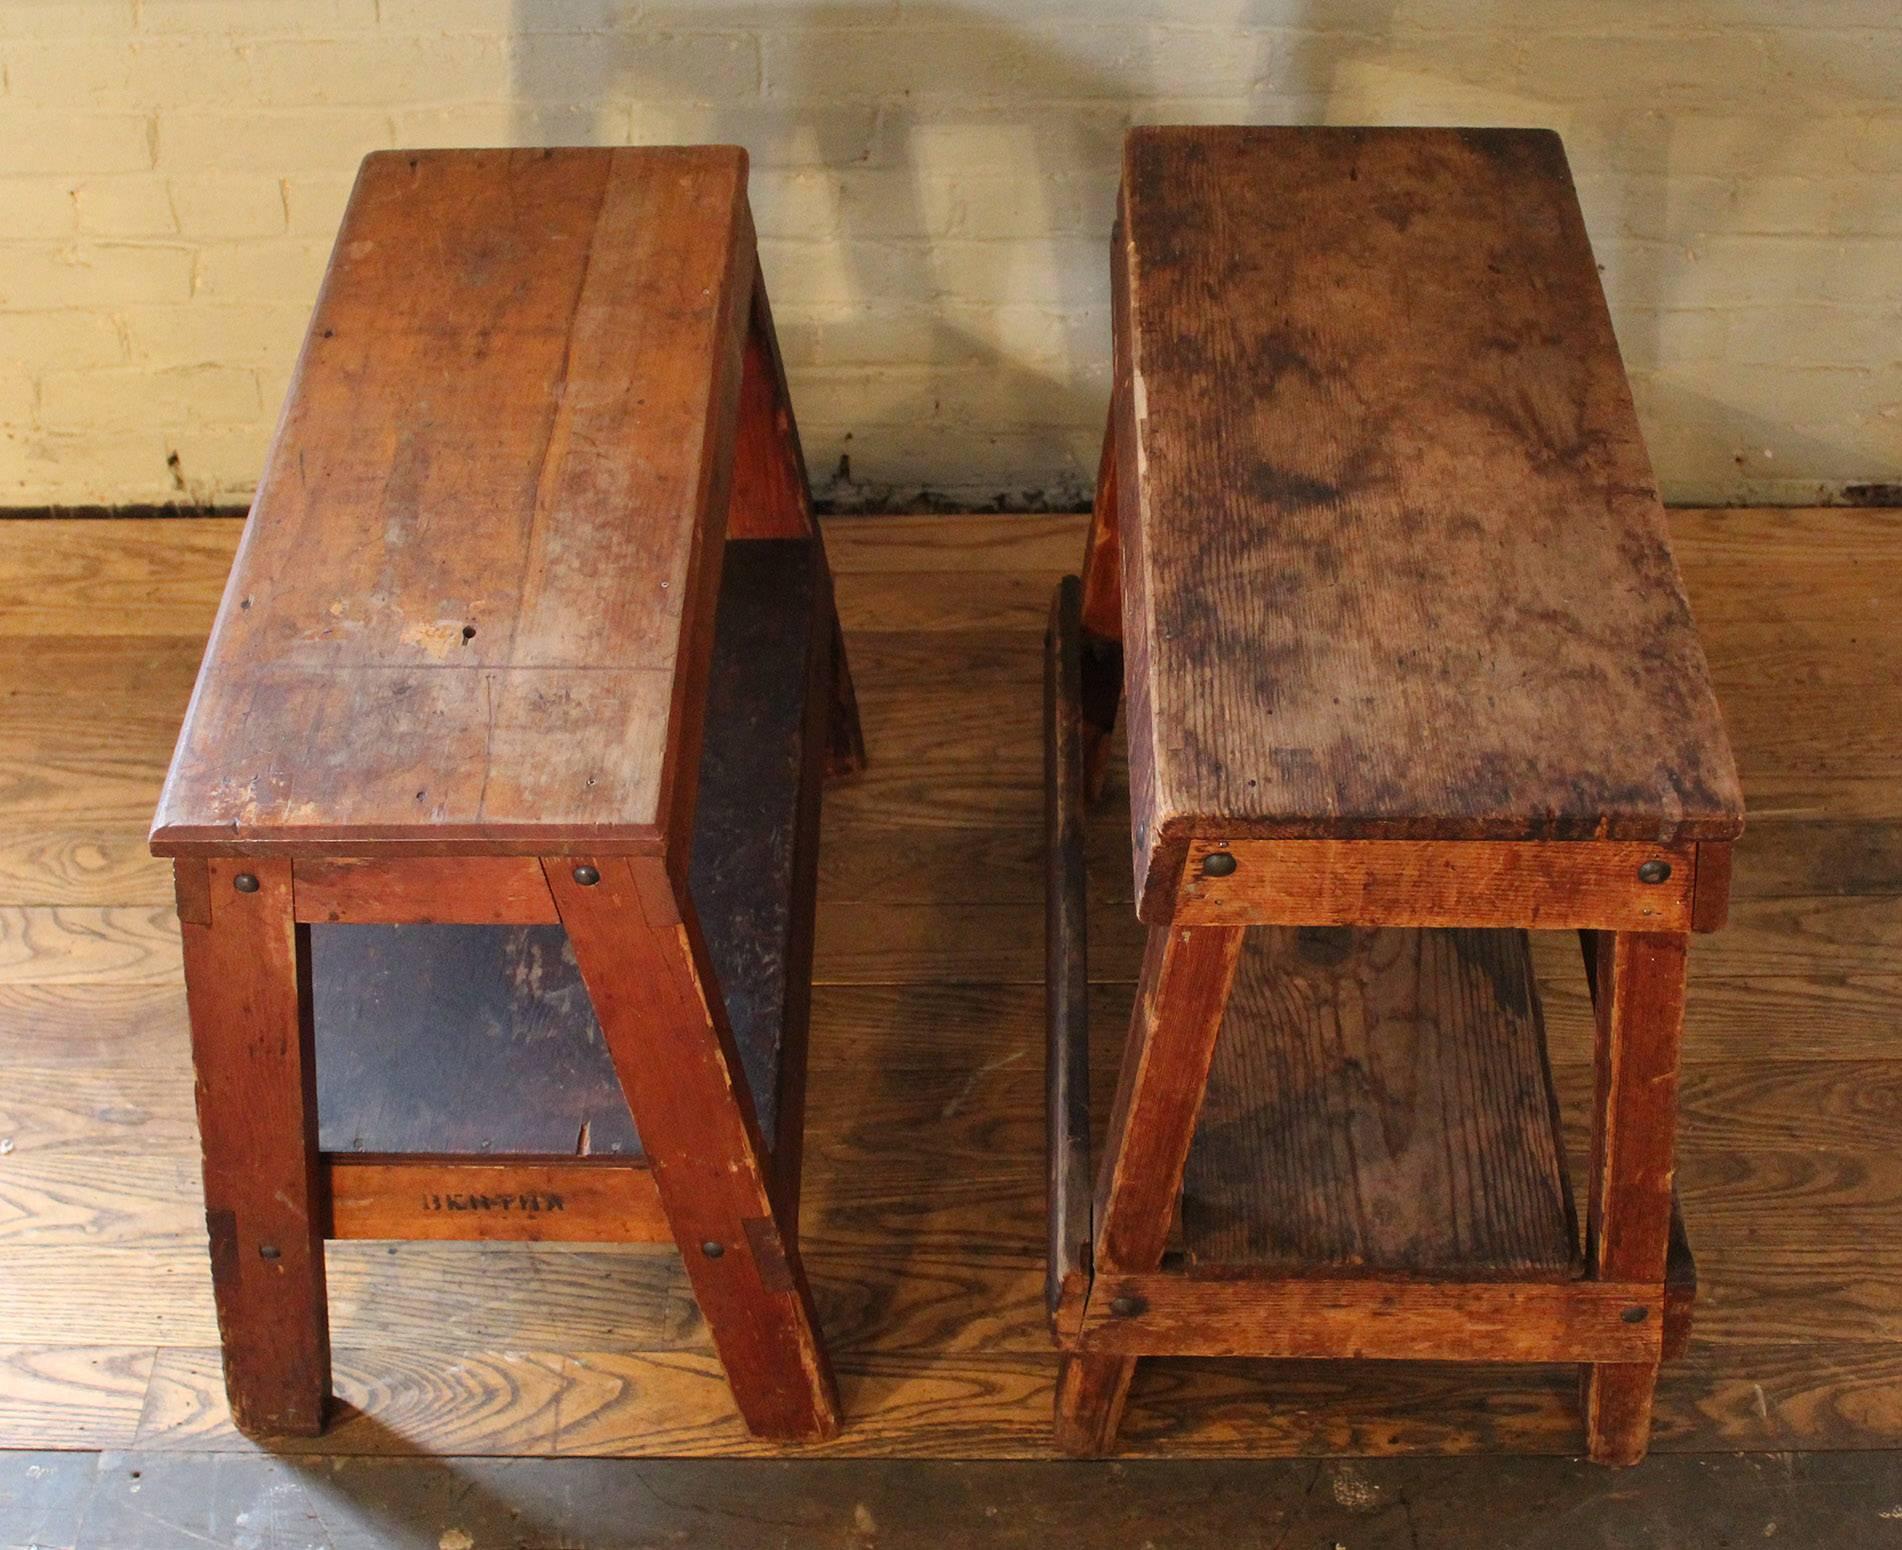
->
(150, 147, 754, 859)
(3, 508, 1899, 1462)
(1044, 579, 1092, 1332)
(324, 1158, 669, 1244)
(1582, 929, 1691, 1465)
(293, 857, 558, 925)
(1114, 127, 1743, 919)
(547, 855, 841, 1442)
(1171, 837, 1699, 931)
(179, 857, 329, 1436)
(1182, 927, 1580, 1278)
(1072, 1275, 1660, 1362)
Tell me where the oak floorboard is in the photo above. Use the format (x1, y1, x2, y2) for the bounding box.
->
(0, 510, 1899, 1458)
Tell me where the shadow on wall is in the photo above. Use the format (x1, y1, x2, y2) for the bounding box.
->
(509, 0, 1899, 508)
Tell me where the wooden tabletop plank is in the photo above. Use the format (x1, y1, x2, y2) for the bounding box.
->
(1116, 126, 1744, 882)
(151, 146, 753, 858)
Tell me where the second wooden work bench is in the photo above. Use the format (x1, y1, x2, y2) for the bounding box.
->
(1045, 126, 1744, 1464)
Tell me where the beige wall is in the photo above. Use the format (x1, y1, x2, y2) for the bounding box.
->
(1, 0, 1897, 510)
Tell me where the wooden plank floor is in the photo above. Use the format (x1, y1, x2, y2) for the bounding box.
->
(0, 509, 1897, 1459)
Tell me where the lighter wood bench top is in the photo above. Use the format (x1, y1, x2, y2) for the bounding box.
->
(152, 146, 755, 859)
(1113, 127, 1744, 875)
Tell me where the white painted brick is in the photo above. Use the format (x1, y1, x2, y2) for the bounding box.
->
(0, 178, 83, 240)
(170, 175, 287, 238)
(157, 423, 274, 503)
(71, 175, 178, 237)
(0, 364, 36, 427)
(133, 0, 380, 36)
(281, 176, 354, 238)
(0, 242, 193, 308)
(0, 0, 1896, 507)
(0, 1, 135, 40)
(1727, 304, 1902, 369)
(0, 426, 171, 505)
(627, 103, 879, 169)
(0, 110, 152, 174)
(0, 311, 127, 373)
(390, 103, 614, 148)
(40, 364, 259, 429)
(123, 303, 306, 369)
(191, 241, 332, 304)
(157, 109, 392, 173)
(509, 31, 759, 104)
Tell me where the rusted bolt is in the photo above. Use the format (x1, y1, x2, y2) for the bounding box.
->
(1621, 1305, 1649, 1324)
(1637, 860, 1672, 885)
(1109, 1295, 1142, 1318)
(258, 1243, 281, 1262)
(233, 873, 261, 894)
(572, 865, 601, 887)
(1200, 852, 1237, 879)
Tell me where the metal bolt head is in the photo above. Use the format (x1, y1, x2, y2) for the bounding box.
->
(1200, 851, 1238, 879)
(572, 865, 601, 887)
(1621, 1305, 1649, 1324)
(1109, 1295, 1140, 1318)
(1637, 860, 1673, 885)
(701, 1240, 725, 1260)
(258, 1243, 281, 1262)
(233, 872, 261, 894)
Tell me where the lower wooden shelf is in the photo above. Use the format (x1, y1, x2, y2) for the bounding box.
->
(308, 538, 826, 1224)
(1182, 924, 1580, 1281)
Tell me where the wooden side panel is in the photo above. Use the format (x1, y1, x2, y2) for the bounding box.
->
(1582, 930, 1691, 1465)
(1072, 1275, 1662, 1363)
(1692, 841, 1735, 932)
(1182, 926, 1580, 1278)
(324, 1157, 668, 1243)
(294, 857, 558, 924)
(181, 856, 329, 1436)
(728, 270, 814, 541)
(547, 855, 841, 1441)
(1170, 838, 1696, 931)
(1045, 578, 1093, 1333)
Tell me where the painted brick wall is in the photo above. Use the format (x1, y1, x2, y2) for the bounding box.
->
(1, 0, 1897, 509)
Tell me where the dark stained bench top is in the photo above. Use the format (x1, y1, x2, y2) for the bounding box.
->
(1113, 127, 1744, 880)
(151, 145, 755, 859)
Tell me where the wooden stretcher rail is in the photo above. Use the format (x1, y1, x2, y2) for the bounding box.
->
(323, 1155, 669, 1243)
(1169, 837, 1706, 932)
(1045, 578, 1094, 1339)
(1068, 1273, 1665, 1363)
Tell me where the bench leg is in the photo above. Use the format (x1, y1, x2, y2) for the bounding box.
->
(1580, 930, 1688, 1465)
(1055, 921, 1245, 1455)
(178, 857, 330, 1437)
(548, 855, 842, 1442)
(729, 264, 864, 778)
(1079, 394, 1125, 800)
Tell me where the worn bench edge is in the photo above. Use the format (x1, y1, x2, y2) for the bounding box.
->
(150, 823, 668, 861)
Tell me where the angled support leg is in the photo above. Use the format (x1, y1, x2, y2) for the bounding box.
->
(729, 263, 865, 778)
(1055, 920, 1245, 1455)
(1078, 393, 1126, 801)
(178, 856, 330, 1437)
(548, 854, 842, 1442)
(1580, 929, 1687, 1465)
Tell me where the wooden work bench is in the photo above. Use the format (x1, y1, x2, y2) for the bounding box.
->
(1046, 126, 1744, 1464)
(151, 146, 862, 1444)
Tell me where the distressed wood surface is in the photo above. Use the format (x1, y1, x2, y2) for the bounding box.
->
(1182, 926, 1579, 1277)
(0, 509, 1897, 1458)
(149, 147, 754, 859)
(1114, 128, 1743, 920)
